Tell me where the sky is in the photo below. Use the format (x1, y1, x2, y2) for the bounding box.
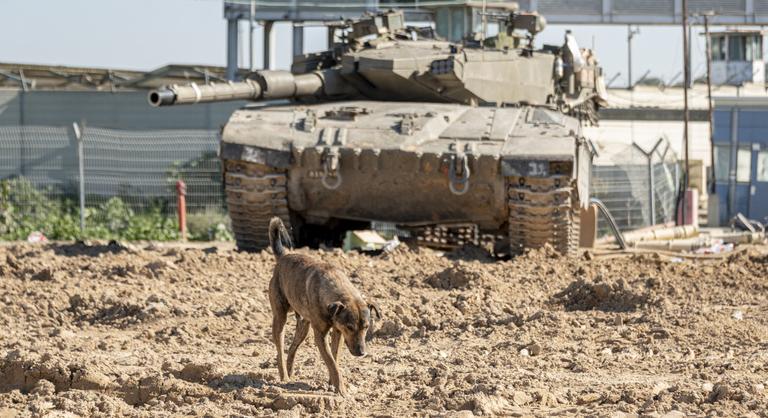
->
(0, 0, 733, 88)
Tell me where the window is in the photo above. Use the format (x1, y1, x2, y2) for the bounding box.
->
(714, 145, 730, 182)
(746, 35, 763, 61)
(757, 151, 768, 182)
(712, 36, 726, 61)
(737, 148, 751, 183)
(728, 36, 745, 61)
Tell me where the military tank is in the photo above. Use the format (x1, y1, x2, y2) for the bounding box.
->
(149, 5, 607, 255)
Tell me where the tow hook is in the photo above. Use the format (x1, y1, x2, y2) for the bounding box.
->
(321, 149, 342, 190)
(448, 153, 470, 195)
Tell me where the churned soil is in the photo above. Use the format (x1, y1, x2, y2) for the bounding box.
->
(1, 241, 767, 417)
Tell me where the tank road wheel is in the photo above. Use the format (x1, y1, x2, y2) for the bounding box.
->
(506, 175, 581, 256)
(223, 160, 291, 252)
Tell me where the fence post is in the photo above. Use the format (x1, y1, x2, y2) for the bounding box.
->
(648, 154, 655, 225)
(73, 122, 86, 234)
(176, 180, 187, 241)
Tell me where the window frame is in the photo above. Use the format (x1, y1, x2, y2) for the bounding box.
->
(757, 150, 768, 182)
(714, 144, 731, 183)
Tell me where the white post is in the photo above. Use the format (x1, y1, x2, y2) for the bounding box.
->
(73, 122, 85, 234)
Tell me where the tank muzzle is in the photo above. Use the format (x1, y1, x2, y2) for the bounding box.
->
(148, 89, 176, 107)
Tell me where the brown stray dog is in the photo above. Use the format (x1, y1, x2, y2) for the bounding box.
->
(267, 217, 381, 395)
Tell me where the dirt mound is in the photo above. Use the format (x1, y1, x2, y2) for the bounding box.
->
(553, 276, 663, 312)
(425, 262, 489, 290)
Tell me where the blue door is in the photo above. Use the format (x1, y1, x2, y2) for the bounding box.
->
(749, 144, 768, 222)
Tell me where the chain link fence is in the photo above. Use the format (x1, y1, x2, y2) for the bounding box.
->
(0, 124, 228, 241)
(1, 123, 681, 241)
(592, 136, 680, 234)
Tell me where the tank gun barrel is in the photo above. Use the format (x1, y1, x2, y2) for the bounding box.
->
(148, 70, 329, 107)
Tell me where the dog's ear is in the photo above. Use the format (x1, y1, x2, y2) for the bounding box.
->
(368, 302, 381, 321)
(328, 302, 345, 319)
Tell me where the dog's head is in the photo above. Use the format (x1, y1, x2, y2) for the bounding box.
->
(328, 301, 381, 357)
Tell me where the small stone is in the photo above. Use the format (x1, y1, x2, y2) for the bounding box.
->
(519, 348, 530, 357)
(445, 411, 474, 418)
(511, 390, 532, 406)
(577, 393, 601, 405)
(708, 383, 731, 402)
(732, 310, 744, 321)
(652, 382, 671, 396)
(31, 379, 56, 396)
(527, 343, 542, 356)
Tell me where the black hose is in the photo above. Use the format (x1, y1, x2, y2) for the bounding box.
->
(590, 197, 627, 250)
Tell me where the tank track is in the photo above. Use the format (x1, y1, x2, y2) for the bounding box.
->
(413, 223, 480, 250)
(507, 175, 580, 256)
(223, 160, 291, 252)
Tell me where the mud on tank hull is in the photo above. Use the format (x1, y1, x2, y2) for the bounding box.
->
(220, 101, 593, 255)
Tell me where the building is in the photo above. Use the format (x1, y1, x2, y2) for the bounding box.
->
(712, 96, 768, 225)
(709, 29, 765, 86)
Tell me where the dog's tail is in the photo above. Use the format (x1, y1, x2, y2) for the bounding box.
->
(268, 217, 293, 257)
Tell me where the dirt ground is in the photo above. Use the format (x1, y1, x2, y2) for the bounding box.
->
(1, 241, 767, 417)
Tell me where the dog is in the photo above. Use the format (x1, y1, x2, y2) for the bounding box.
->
(267, 217, 381, 395)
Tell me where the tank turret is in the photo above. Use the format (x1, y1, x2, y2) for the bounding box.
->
(150, 9, 606, 120)
(150, 8, 606, 256)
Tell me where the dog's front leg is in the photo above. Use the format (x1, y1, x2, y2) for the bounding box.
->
(314, 328, 345, 396)
(330, 329, 342, 362)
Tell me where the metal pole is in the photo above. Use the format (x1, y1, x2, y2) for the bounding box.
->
(249, 0, 256, 71)
(226, 17, 239, 80)
(73, 122, 85, 235)
(19, 89, 26, 177)
(263, 21, 275, 70)
(649, 155, 656, 225)
(628, 26, 632, 88)
(627, 26, 639, 89)
(729, 108, 739, 218)
(704, 14, 715, 191)
(681, 0, 690, 224)
(688, 22, 694, 88)
(481, 0, 487, 46)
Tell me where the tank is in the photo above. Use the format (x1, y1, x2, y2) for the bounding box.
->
(149, 6, 608, 256)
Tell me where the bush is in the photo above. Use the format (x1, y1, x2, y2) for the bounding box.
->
(186, 208, 233, 241)
(0, 178, 232, 242)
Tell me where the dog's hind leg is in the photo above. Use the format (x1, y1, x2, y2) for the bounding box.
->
(330, 329, 342, 362)
(286, 316, 310, 377)
(269, 275, 289, 381)
(314, 327, 345, 396)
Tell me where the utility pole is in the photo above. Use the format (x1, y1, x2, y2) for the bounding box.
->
(681, 0, 691, 223)
(704, 13, 715, 191)
(627, 25, 640, 89)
